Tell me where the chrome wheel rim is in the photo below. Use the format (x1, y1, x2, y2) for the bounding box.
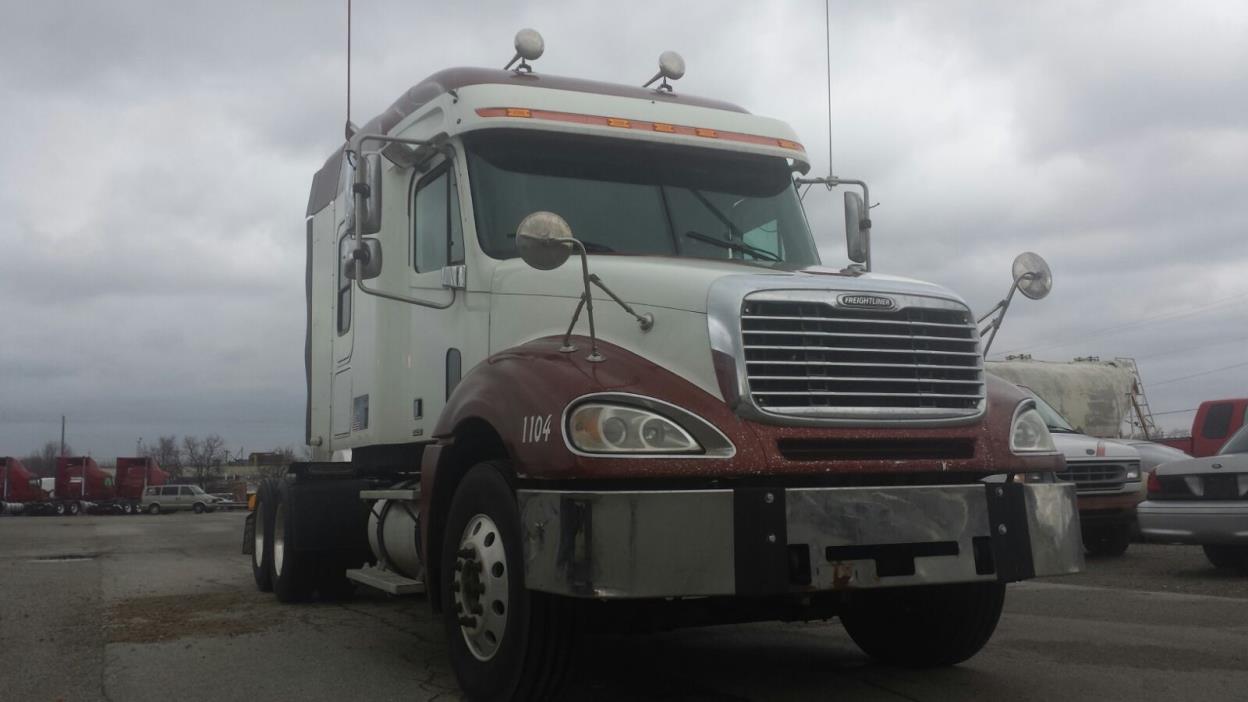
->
(253, 499, 267, 568)
(273, 502, 286, 576)
(453, 514, 510, 662)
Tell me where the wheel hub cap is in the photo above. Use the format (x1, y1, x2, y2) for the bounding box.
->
(453, 514, 510, 662)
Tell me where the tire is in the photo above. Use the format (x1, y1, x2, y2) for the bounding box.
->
(1084, 525, 1130, 557)
(55, 503, 66, 516)
(316, 558, 358, 601)
(441, 461, 579, 702)
(121, 503, 132, 515)
(841, 582, 1006, 667)
(252, 480, 278, 592)
(1203, 544, 1248, 571)
(148, 503, 161, 515)
(271, 480, 315, 603)
(193, 502, 205, 514)
(68, 502, 80, 516)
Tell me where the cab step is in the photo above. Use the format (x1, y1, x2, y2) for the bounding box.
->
(346, 566, 425, 595)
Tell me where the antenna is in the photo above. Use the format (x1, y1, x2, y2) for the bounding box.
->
(824, 0, 833, 178)
(345, 0, 354, 139)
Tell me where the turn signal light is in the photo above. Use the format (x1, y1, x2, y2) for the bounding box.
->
(1146, 469, 1163, 496)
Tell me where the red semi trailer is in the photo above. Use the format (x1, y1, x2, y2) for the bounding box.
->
(112, 457, 169, 514)
(1157, 399, 1248, 457)
(1, 457, 47, 515)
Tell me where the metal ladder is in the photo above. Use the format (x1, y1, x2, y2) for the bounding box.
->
(1117, 357, 1160, 439)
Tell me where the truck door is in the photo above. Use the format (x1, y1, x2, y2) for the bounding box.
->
(405, 156, 472, 440)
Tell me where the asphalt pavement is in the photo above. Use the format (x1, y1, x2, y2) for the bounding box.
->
(1, 512, 1245, 701)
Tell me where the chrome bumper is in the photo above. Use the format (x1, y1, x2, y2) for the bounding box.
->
(518, 482, 1083, 599)
(1138, 500, 1248, 544)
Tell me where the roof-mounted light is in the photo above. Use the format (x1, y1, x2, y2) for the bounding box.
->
(643, 51, 685, 93)
(504, 29, 544, 73)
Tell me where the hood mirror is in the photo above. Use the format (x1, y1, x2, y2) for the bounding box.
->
(978, 251, 1054, 355)
(516, 211, 575, 270)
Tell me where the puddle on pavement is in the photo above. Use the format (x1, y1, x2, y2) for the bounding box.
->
(108, 590, 281, 644)
(28, 553, 100, 563)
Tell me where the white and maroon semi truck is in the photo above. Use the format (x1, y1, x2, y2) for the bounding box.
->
(243, 32, 1083, 701)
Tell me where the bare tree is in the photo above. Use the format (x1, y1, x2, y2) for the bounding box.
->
(183, 434, 229, 486)
(143, 435, 183, 478)
(22, 440, 72, 477)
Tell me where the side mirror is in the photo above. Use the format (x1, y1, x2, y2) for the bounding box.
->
(516, 211, 575, 270)
(343, 238, 383, 280)
(1012, 251, 1053, 300)
(357, 153, 383, 235)
(844, 191, 869, 264)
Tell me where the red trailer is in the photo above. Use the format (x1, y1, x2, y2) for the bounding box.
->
(1, 457, 47, 515)
(113, 457, 168, 514)
(1157, 399, 1248, 457)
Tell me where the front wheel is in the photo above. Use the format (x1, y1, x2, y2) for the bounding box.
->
(1203, 544, 1248, 571)
(68, 502, 80, 516)
(440, 461, 578, 701)
(841, 582, 1006, 667)
(193, 502, 205, 514)
(148, 503, 161, 515)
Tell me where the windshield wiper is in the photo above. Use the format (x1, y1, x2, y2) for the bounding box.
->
(684, 230, 780, 262)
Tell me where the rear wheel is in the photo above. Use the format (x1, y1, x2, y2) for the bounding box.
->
(121, 503, 133, 515)
(68, 502, 80, 516)
(148, 503, 161, 515)
(1084, 525, 1130, 557)
(841, 582, 1006, 667)
(1203, 544, 1248, 570)
(440, 461, 579, 701)
(252, 480, 277, 592)
(55, 503, 66, 516)
(271, 480, 314, 603)
(193, 502, 205, 514)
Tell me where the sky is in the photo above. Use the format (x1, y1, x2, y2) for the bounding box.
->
(1, 0, 1246, 459)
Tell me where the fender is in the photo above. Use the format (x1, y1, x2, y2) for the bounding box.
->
(423, 336, 1058, 487)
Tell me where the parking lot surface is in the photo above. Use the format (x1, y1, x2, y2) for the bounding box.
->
(2, 512, 1246, 701)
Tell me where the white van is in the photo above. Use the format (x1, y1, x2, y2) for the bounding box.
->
(142, 485, 217, 514)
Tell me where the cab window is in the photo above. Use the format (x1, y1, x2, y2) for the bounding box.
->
(161, 486, 178, 497)
(1202, 403, 1234, 440)
(413, 164, 463, 273)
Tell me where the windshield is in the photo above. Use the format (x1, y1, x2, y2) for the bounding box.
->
(1022, 388, 1076, 432)
(1218, 424, 1248, 455)
(190, 485, 206, 494)
(465, 130, 821, 270)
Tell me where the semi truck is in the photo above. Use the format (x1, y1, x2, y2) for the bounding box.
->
(1, 457, 46, 514)
(244, 31, 1083, 701)
(113, 457, 169, 514)
(1157, 398, 1248, 457)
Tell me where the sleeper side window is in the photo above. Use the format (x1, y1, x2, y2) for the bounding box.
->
(413, 165, 463, 273)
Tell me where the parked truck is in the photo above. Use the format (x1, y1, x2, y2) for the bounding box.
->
(1157, 399, 1248, 457)
(243, 32, 1083, 701)
(1, 457, 46, 515)
(112, 457, 169, 514)
(15, 456, 116, 516)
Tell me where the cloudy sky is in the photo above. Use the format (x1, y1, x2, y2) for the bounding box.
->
(1, 0, 1245, 459)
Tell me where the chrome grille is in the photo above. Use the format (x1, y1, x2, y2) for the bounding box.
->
(740, 295, 984, 420)
(1057, 461, 1133, 491)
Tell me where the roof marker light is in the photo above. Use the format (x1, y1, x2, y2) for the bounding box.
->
(475, 107, 805, 153)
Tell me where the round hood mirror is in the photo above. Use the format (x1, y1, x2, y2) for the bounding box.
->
(658, 51, 686, 80)
(1012, 251, 1053, 300)
(516, 211, 575, 270)
(514, 28, 545, 61)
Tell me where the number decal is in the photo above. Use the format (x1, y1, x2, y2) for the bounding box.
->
(521, 415, 553, 444)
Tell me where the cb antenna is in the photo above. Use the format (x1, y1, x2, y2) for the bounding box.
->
(824, 0, 833, 178)
(345, 0, 356, 139)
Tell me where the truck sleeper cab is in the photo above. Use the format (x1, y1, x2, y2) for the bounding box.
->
(248, 52, 1083, 702)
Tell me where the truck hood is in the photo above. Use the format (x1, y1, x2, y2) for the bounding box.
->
(1051, 432, 1141, 463)
(490, 256, 969, 313)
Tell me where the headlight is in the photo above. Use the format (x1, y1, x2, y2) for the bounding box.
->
(568, 404, 701, 454)
(1010, 405, 1056, 454)
(1124, 466, 1141, 481)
